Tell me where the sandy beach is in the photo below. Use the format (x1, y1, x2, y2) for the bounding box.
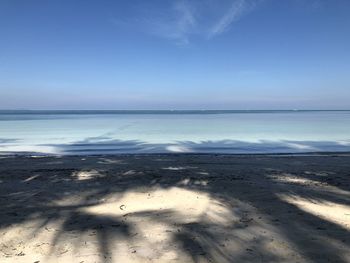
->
(0, 154, 350, 263)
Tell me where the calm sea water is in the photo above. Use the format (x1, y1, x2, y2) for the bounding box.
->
(0, 110, 350, 155)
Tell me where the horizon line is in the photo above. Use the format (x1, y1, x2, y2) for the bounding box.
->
(1, 109, 350, 112)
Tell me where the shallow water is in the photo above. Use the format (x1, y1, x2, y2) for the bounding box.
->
(0, 110, 350, 154)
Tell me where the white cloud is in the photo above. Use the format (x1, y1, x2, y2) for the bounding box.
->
(157, 0, 196, 45)
(114, 0, 261, 45)
(208, 0, 247, 37)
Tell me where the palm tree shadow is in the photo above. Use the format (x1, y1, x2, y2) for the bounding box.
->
(0, 153, 350, 262)
(48, 211, 131, 262)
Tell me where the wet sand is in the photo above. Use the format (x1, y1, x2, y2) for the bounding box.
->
(0, 154, 350, 263)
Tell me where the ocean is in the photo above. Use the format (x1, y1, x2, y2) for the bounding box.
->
(0, 110, 350, 155)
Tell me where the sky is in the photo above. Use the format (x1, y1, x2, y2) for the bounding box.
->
(0, 0, 350, 110)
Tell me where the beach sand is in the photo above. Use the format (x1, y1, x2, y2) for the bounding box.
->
(0, 154, 349, 263)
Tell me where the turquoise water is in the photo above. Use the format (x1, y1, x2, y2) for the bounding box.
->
(0, 110, 350, 155)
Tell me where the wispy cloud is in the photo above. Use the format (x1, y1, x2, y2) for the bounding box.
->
(208, 0, 248, 38)
(114, 0, 261, 45)
(149, 1, 197, 45)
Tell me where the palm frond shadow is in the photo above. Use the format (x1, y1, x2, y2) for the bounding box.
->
(0, 153, 349, 262)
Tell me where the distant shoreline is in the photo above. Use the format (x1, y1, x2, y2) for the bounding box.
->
(1, 152, 350, 158)
(1, 109, 350, 115)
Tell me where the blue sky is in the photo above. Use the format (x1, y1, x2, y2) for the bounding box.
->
(0, 0, 350, 110)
